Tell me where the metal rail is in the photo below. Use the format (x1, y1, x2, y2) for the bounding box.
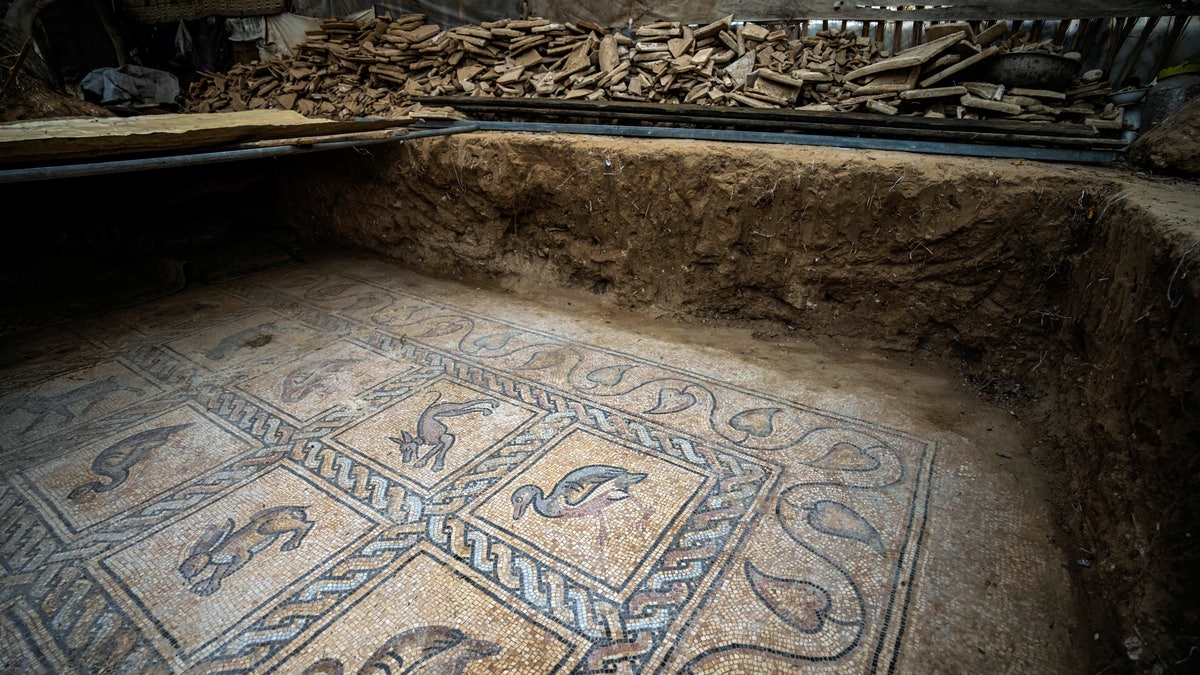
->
(414, 120, 1118, 163)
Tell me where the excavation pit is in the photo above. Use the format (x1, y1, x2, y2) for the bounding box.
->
(0, 132, 1196, 673)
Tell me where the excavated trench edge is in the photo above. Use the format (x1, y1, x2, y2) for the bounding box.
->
(278, 132, 1200, 670)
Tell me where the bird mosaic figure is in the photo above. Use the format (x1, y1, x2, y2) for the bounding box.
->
(511, 464, 650, 545)
(301, 625, 499, 675)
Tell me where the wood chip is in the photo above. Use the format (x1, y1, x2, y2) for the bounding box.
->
(899, 85, 967, 100)
(960, 93, 1021, 114)
(866, 99, 899, 115)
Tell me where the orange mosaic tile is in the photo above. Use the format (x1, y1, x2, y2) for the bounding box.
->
(0, 256, 1075, 673)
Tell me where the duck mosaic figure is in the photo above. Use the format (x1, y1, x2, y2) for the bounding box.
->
(511, 464, 650, 544)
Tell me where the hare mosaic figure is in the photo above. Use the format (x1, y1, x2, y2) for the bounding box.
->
(178, 505, 314, 597)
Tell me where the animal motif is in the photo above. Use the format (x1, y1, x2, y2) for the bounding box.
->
(205, 320, 278, 360)
(388, 395, 499, 472)
(511, 465, 651, 545)
(68, 422, 193, 503)
(301, 626, 500, 675)
(178, 505, 314, 597)
(280, 358, 361, 403)
(0, 375, 143, 436)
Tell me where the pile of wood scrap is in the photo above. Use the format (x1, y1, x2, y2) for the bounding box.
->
(184, 14, 1122, 131)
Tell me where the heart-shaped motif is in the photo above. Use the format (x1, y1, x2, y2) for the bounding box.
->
(306, 281, 358, 301)
(417, 320, 466, 338)
(806, 499, 886, 555)
(340, 292, 388, 312)
(586, 364, 633, 387)
(729, 407, 782, 438)
(516, 349, 570, 370)
(645, 387, 697, 415)
(809, 441, 881, 472)
(473, 332, 516, 351)
(746, 561, 831, 634)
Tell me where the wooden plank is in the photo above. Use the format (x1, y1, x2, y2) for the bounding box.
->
(527, 0, 1195, 27)
(919, 45, 1001, 88)
(846, 30, 966, 80)
(0, 110, 411, 164)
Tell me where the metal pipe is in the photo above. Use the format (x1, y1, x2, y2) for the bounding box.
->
(0, 124, 479, 184)
(414, 120, 1117, 164)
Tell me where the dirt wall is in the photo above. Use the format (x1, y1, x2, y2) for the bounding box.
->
(279, 132, 1200, 670)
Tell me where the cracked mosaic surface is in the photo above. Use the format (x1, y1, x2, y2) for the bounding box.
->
(0, 258, 958, 673)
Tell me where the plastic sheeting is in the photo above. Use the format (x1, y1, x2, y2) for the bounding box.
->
(225, 17, 265, 41)
(290, 0, 377, 18)
(258, 13, 325, 60)
(373, 0, 521, 28)
(81, 65, 181, 105)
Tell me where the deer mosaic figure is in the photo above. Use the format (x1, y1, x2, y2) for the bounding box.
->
(389, 394, 499, 472)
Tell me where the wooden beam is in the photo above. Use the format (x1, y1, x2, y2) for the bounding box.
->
(0, 110, 412, 164)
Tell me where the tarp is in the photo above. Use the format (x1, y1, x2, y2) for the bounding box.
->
(258, 13, 325, 60)
(81, 65, 180, 105)
(291, 0, 377, 18)
(373, 0, 521, 28)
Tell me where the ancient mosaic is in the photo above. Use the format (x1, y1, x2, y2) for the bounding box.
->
(0, 261, 936, 673)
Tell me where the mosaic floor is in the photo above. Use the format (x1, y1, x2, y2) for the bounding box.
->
(0, 255, 1078, 673)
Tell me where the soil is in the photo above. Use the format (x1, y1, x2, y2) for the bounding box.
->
(0, 71, 111, 122)
(1131, 95, 1200, 176)
(278, 133, 1200, 671)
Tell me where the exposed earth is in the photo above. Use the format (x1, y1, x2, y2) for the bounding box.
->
(0, 130, 1197, 672)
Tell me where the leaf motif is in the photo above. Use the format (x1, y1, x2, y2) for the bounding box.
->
(808, 441, 881, 472)
(729, 407, 782, 438)
(745, 560, 831, 634)
(416, 320, 466, 338)
(586, 364, 633, 386)
(516, 349, 570, 371)
(339, 292, 388, 312)
(807, 500, 886, 555)
(644, 387, 697, 415)
(305, 281, 358, 301)
(473, 332, 516, 351)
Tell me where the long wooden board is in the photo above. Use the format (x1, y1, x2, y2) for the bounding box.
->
(0, 110, 412, 164)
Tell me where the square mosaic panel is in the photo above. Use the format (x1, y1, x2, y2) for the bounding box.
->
(469, 428, 710, 597)
(164, 312, 330, 375)
(93, 465, 381, 667)
(0, 361, 156, 448)
(18, 401, 255, 537)
(333, 378, 539, 493)
(239, 340, 403, 425)
(0, 263, 939, 674)
(271, 546, 590, 673)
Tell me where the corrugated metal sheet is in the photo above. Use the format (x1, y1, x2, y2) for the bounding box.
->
(527, 1, 1198, 28)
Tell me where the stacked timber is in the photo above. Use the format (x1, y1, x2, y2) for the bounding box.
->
(184, 14, 1123, 131)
